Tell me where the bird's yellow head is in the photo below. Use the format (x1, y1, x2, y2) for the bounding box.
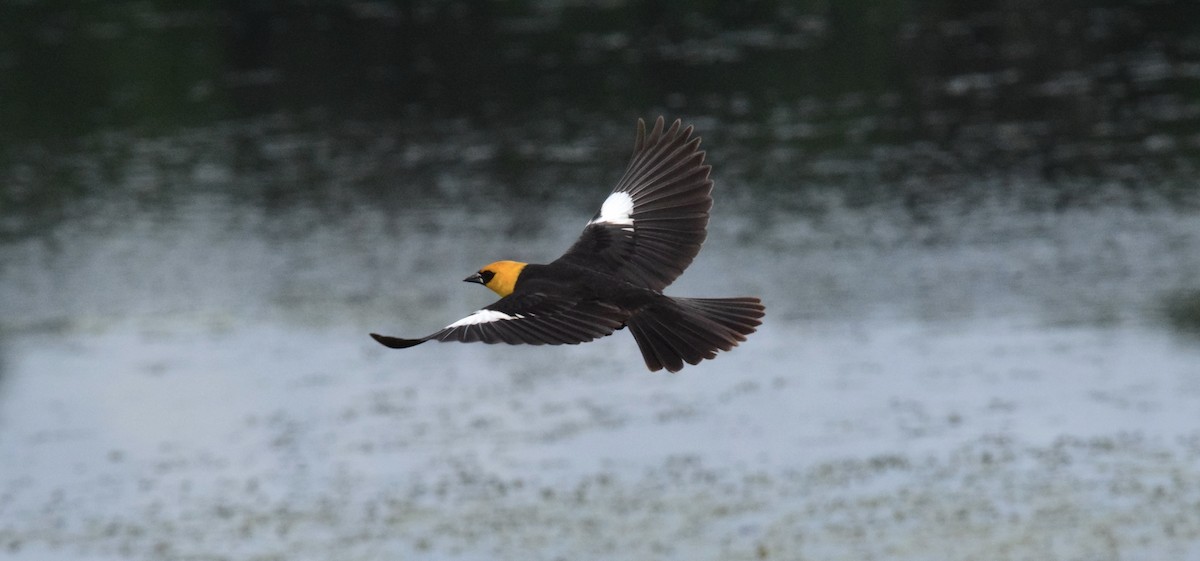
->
(464, 260, 527, 297)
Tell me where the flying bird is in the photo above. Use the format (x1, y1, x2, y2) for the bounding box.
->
(370, 117, 764, 372)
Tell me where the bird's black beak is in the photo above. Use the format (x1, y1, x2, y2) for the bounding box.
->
(464, 272, 484, 284)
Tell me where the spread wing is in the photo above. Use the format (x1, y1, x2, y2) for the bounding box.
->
(370, 292, 629, 348)
(552, 117, 713, 291)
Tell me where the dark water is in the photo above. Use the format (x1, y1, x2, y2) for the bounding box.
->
(2, 3, 1200, 560)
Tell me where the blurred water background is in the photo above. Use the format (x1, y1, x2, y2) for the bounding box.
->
(2, 2, 1200, 560)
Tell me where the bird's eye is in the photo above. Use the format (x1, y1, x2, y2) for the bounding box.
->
(479, 270, 496, 284)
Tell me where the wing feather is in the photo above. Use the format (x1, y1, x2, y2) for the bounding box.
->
(553, 116, 713, 291)
(370, 293, 629, 349)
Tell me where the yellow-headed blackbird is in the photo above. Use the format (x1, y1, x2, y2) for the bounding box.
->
(370, 117, 764, 372)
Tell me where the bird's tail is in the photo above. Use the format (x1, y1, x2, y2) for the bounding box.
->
(626, 296, 764, 372)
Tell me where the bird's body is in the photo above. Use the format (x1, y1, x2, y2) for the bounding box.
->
(371, 117, 764, 372)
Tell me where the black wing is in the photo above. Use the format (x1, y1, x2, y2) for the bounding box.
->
(370, 292, 629, 348)
(552, 117, 713, 291)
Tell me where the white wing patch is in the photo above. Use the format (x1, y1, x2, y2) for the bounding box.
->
(589, 192, 635, 227)
(447, 309, 525, 328)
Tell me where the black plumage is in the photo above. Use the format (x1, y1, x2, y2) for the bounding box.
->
(370, 117, 764, 372)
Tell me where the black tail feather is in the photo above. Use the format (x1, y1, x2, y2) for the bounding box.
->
(626, 296, 764, 372)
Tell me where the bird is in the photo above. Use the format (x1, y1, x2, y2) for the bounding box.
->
(370, 117, 764, 372)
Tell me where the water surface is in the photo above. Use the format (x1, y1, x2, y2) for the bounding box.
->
(2, 3, 1200, 560)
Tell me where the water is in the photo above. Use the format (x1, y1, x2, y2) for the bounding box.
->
(3, 3, 1200, 561)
